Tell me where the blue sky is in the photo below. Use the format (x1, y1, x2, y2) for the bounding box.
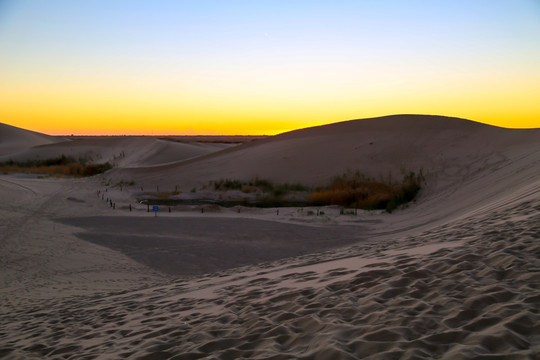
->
(1, 1, 539, 134)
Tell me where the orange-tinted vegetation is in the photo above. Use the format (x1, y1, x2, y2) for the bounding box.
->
(311, 170, 424, 212)
(203, 170, 424, 212)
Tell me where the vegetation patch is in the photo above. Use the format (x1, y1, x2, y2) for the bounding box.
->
(311, 169, 424, 212)
(141, 170, 424, 212)
(114, 179, 136, 187)
(210, 177, 310, 198)
(0, 155, 113, 177)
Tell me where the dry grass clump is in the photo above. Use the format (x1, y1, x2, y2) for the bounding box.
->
(311, 169, 423, 212)
(153, 190, 180, 199)
(0, 155, 112, 177)
(175, 171, 422, 212)
(210, 177, 310, 198)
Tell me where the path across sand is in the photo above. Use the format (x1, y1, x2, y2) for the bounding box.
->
(59, 216, 362, 276)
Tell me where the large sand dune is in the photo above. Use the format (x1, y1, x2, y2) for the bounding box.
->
(110, 114, 539, 189)
(0, 123, 67, 157)
(111, 114, 540, 233)
(1, 115, 539, 359)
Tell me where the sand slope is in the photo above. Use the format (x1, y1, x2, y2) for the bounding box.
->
(0, 132, 232, 167)
(0, 123, 67, 157)
(1, 175, 538, 359)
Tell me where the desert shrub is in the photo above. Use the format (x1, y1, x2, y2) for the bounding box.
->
(384, 171, 423, 212)
(68, 163, 83, 175)
(250, 177, 274, 192)
(0, 156, 113, 177)
(272, 182, 311, 197)
(241, 185, 256, 193)
(272, 184, 288, 198)
(211, 177, 310, 198)
(43, 154, 75, 166)
(311, 169, 423, 212)
(82, 162, 112, 176)
(115, 179, 136, 187)
(285, 182, 311, 192)
(213, 178, 243, 191)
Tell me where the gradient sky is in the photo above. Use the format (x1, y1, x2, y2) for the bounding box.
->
(1, 1, 539, 135)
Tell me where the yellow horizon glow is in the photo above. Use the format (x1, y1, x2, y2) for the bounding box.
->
(1, 1, 539, 135)
(2, 70, 538, 135)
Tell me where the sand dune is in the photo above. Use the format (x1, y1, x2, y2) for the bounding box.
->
(1, 115, 539, 359)
(110, 114, 539, 188)
(0, 133, 232, 167)
(110, 114, 540, 232)
(0, 123, 67, 157)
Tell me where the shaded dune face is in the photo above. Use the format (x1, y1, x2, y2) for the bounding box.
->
(0, 123, 67, 156)
(59, 216, 362, 276)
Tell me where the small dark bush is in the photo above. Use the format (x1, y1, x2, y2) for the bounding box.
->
(213, 178, 243, 191)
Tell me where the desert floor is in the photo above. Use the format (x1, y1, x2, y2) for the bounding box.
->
(1, 116, 539, 359)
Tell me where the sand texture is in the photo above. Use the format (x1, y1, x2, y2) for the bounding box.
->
(1, 115, 539, 359)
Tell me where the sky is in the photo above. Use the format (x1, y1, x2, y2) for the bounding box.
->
(1, 0, 539, 135)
